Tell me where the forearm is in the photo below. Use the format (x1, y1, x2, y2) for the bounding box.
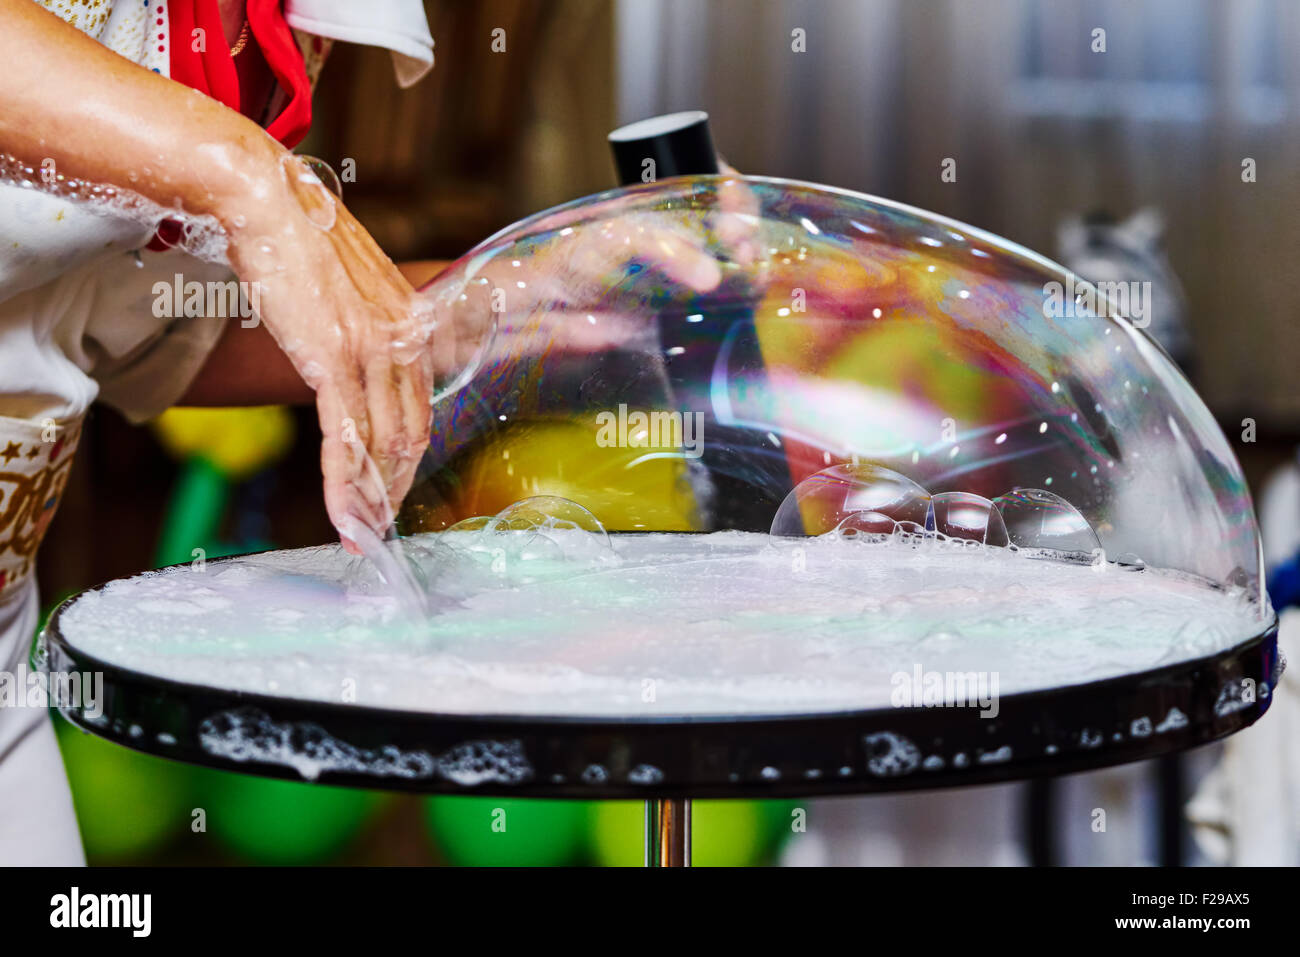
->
(0, 1, 436, 539)
(0, 0, 280, 229)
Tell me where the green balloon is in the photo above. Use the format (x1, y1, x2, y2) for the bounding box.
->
(589, 800, 771, 867)
(424, 796, 589, 867)
(156, 457, 228, 568)
(56, 718, 193, 863)
(759, 799, 800, 852)
(202, 771, 382, 864)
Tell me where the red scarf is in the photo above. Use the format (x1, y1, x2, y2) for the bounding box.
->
(167, 0, 312, 147)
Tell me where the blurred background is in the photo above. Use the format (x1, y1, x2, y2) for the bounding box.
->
(35, 0, 1300, 865)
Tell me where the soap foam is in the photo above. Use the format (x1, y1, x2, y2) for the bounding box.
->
(0, 152, 230, 264)
(57, 531, 1265, 718)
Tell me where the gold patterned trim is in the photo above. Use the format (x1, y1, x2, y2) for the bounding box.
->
(0, 413, 84, 603)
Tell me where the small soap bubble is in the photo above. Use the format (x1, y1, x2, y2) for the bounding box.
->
(489, 495, 609, 540)
(890, 520, 928, 547)
(247, 239, 279, 271)
(1222, 566, 1261, 607)
(1225, 566, 1253, 590)
(1116, 552, 1145, 571)
(992, 488, 1101, 563)
(930, 491, 1009, 546)
(447, 516, 492, 533)
(770, 464, 931, 537)
(297, 155, 343, 197)
(833, 510, 896, 541)
(479, 495, 614, 568)
(282, 154, 339, 231)
(509, 533, 565, 564)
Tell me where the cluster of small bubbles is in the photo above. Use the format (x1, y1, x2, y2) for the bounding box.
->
(770, 463, 1115, 567)
(155, 215, 232, 263)
(0, 152, 230, 265)
(832, 512, 894, 540)
(198, 708, 437, 782)
(833, 510, 895, 541)
(628, 764, 665, 785)
(863, 731, 922, 777)
(889, 521, 929, 549)
(435, 739, 532, 786)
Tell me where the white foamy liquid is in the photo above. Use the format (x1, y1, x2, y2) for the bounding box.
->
(57, 532, 1264, 717)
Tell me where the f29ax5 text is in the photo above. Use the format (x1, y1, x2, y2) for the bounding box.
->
(1132, 893, 1249, 908)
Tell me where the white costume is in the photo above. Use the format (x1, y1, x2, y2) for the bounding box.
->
(0, 0, 432, 865)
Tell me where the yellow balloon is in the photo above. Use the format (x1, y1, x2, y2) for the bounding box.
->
(404, 417, 701, 533)
(152, 406, 294, 480)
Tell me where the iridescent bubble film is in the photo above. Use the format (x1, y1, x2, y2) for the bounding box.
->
(402, 175, 1266, 617)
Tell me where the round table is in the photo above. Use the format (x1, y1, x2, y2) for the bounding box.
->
(43, 578, 1281, 866)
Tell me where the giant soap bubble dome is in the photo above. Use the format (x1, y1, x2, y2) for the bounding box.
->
(58, 174, 1274, 725)
(404, 175, 1265, 597)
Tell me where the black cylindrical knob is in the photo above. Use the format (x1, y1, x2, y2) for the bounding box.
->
(608, 111, 719, 186)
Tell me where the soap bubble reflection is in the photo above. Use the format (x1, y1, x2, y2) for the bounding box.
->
(770, 464, 931, 538)
(930, 491, 1008, 546)
(993, 488, 1103, 564)
(769, 464, 1111, 568)
(440, 495, 616, 577)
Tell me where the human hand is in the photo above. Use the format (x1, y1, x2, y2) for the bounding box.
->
(430, 168, 765, 370)
(221, 154, 434, 552)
